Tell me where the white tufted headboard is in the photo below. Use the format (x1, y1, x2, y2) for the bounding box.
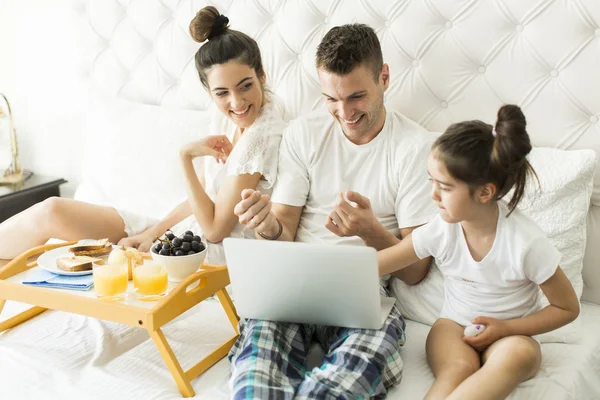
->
(74, 0, 600, 302)
(79, 0, 600, 202)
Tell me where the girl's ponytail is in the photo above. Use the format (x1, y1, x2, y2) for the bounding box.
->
(491, 105, 536, 213)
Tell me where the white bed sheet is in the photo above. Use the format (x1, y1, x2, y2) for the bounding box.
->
(389, 302, 600, 400)
(1, 300, 599, 399)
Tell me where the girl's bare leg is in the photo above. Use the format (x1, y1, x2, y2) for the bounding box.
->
(424, 318, 481, 400)
(447, 335, 541, 400)
(0, 197, 127, 258)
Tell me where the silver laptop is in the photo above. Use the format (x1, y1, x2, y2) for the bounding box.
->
(223, 238, 395, 329)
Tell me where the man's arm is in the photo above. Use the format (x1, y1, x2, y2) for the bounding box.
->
(235, 189, 303, 242)
(326, 191, 398, 250)
(325, 190, 431, 284)
(256, 202, 303, 242)
(390, 226, 432, 285)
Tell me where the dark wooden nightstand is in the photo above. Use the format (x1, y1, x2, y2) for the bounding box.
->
(0, 175, 67, 223)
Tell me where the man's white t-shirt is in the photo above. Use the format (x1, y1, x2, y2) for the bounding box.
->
(271, 107, 437, 247)
(412, 201, 561, 326)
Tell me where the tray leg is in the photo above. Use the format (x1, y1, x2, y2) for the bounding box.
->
(0, 305, 47, 333)
(149, 328, 195, 398)
(215, 288, 240, 333)
(184, 334, 238, 382)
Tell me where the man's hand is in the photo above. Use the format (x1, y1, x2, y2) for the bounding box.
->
(463, 316, 511, 351)
(180, 135, 233, 163)
(325, 191, 380, 239)
(234, 189, 279, 236)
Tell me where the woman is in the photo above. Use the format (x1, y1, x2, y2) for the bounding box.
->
(0, 6, 287, 265)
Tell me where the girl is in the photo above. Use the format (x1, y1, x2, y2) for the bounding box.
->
(0, 6, 288, 265)
(378, 105, 580, 400)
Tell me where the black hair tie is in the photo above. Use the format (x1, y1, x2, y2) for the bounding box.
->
(208, 14, 229, 40)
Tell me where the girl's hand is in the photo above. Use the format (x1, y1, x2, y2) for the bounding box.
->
(181, 135, 233, 163)
(463, 316, 511, 351)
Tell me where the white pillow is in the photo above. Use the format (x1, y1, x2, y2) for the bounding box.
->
(75, 92, 212, 220)
(391, 147, 597, 343)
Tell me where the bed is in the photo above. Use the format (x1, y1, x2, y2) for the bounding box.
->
(2, 0, 600, 399)
(2, 298, 600, 399)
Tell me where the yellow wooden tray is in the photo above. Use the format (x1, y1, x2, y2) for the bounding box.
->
(0, 241, 240, 398)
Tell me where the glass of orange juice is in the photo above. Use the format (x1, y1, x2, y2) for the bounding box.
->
(133, 261, 168, 301)
(93, 263, 128, 301)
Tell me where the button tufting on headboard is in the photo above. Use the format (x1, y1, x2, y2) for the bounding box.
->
(79, 0, 600, 204)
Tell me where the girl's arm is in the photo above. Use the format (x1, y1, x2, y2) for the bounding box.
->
(181, 154, 262, 243)
(392, 226, 433, 285)
(465, 266, 580, 350)
(378, 233, 421, 276)
(504, 266, 580, 336)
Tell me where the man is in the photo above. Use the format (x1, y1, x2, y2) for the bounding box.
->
(229, 24, 436, 399)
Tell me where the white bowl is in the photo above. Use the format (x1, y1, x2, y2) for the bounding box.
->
(150, 246, 207, 283)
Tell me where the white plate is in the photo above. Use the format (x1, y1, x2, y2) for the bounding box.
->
(37, 245, 113, 276)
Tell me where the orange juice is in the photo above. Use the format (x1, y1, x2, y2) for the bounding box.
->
(133, 263, 168, 300)
(93, 264, 128, 300)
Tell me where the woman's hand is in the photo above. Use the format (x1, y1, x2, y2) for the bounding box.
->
(118, 229, 159, 253)
(180, 135, 233, 163)
(463, 316, 511, 351)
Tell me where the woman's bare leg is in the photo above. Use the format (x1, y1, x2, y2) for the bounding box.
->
(0, 197, 126, 258)
(424, 318, 481, 400)
(447, 335, 541, 400)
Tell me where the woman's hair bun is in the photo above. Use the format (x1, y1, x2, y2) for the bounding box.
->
(189, 6, 229, 43)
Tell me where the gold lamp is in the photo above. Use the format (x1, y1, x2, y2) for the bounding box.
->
(0, 93, 24, 184)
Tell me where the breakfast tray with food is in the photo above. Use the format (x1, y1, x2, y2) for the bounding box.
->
(0, 241, 239, 398)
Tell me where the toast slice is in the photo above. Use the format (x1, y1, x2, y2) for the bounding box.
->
(56, 256, 103, 272)
(68, 238, 110, 253)
(71, 246, 113, 257)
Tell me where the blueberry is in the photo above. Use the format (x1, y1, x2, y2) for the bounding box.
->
(181, 242, 191, 252)
(182, 234, 193, 243)
(162, 243, 171, 250)
(153, 244, 162, 253)
(193, 235, 201, 243)
(191, 241, 202, 252)
(175, 250, 186, 257)
(166, 232, 175, 240)
(159, 249, 170, 256)
(188, 250, 196, 255)
(172, 237, 182, 247)
(185, 230, 194, 236)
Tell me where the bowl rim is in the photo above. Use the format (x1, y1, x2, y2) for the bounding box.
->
(150, 245, 207, 258)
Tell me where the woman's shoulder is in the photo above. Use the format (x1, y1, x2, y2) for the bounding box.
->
(243, 93, 288, 140)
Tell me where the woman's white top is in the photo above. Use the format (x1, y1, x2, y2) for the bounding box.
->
(172, 95, 288, 264)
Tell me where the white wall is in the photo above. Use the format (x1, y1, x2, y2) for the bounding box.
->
(0, 0, 87, 197)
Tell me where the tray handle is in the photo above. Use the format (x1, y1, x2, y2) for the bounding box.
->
(0, 241, 77, 279)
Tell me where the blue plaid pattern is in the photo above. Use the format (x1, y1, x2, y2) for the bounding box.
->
(228, 286, 406, 399)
